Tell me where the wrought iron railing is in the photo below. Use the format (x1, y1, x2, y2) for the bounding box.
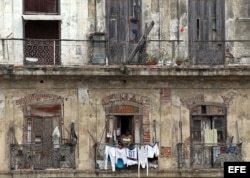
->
(24, 39, 61, 65)
(1, 39, 250, 66)
(177, 143, 242, 169)
(10, 143, 76, 170)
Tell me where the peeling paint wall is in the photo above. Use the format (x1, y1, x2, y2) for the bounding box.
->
(1, 0, 250, 173)
(1, 77, 250, 170)
(1, 0, 250, 65)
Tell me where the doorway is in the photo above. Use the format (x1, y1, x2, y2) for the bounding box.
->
(190, 104, 227, 168)
(189, 0, 225, 64)
(24, 104, 62, 169)
(106, 0, 142, 64)
(106, 115, 142, 145)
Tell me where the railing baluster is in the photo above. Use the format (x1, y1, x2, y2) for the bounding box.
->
(53, 40, 56, 65)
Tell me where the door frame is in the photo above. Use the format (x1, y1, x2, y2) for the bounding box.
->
(189, 102, 227, 168)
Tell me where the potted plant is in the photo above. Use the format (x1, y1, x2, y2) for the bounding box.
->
(146, 53, 158, 65)
(175, 56, 184, 66)
(26, 150, 35, 169)
(119, 63, 127, 74)
(184, 57, 191, 66)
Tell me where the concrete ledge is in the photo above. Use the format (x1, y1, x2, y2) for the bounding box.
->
(1, 65, 250, 78)
(0, 169, 224, 178)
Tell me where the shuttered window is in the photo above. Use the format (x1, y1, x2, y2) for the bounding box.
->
(190, 104, 227, 168)
(189, 0, 225, 65)
(24, 0, 59, 14)
(106, 0, 142, 64)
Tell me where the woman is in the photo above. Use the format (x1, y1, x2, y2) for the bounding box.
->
(120, 130, 133, 147)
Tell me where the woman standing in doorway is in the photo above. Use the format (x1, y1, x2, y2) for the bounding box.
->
(120, 130, 133, 147)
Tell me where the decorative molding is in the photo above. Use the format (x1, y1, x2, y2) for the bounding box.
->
(16, 93, 63, 106)
(180, 94, 204, 108)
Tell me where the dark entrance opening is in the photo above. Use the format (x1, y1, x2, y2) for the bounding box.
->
(119, 115, 133, 135)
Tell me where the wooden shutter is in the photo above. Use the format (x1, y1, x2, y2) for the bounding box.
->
(189, 0, 225, 65)
(134, 115, 142, 144)
(24, 0, 58, 13)
(34, 118, 42, 142)
(106, 0, 128, 64)
(106, 0, 141, 64)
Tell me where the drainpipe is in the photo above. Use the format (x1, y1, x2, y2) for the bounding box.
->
(177, 0, 180, 42)
(176, 0, 180, 59)
(94, 0, 97, 32)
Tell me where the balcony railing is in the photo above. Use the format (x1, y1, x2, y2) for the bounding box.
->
(177, 143, 242, 169)
(10, 143, 76, 170)
(1, 39, 250, 66)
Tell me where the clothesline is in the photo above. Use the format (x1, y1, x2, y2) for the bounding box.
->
(191, 126, 227, 130)
(97, 142, 159, 147)
(104, 143, 160, 177)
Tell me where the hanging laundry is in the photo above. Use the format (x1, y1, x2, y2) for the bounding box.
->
(104, 145, 116, 171)
(147, 143, 159, 158)
(212, 129, 218, 144)
(116, 147, 127, 167)
(138, 145, 148, 177)
(126, 146, 138, 166)
(213, 146, 221, 163)
(204, 129, 218, 145)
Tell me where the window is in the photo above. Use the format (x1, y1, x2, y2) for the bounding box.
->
(27, 119, 32, 143)
(189, 0, 225, 65)
(24, 20, 60, 65)
(23, 105, 62, 169)
(106, 115, 142, 145)
(190, 104, 227, 168)
(130, 19, 139, 42)
(106, 0, 142, 64)
(24, 0, 59, 14)
(23, 0, 60, 65)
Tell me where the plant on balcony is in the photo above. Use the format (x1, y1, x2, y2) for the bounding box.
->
(120, 63, 128, 74)
(184, 57, 191, 66)
(26, 150, 35, 169)
(146, 53, 158, 65)
(175, 56, 185, 66)
(146, 48, 173, 66)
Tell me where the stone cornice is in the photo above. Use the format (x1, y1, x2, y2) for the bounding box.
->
(1, 65, 250, 78)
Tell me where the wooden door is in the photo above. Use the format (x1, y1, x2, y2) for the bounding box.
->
(191, 114, 226, 168)
(29, 117, 54, 169)
(189, 0, 225, 65)
(191, 116, 212, 168)
(106, 0, 141, 64)
(42, 117, 54, 168)
(24, 104, 62, 169)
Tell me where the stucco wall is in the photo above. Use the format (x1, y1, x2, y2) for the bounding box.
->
(1, 75, 250, 170)
(1, 0, 250, 65)
(1, 0, 250, 174)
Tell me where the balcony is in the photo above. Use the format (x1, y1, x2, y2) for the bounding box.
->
(94, 142, 159, 171)
(10, 143, 76, 170)
(1, 39, 250, 67)
(177, 143, 242, 169)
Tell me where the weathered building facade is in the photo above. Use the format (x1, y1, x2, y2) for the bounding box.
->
(0, 0, 250, 177)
